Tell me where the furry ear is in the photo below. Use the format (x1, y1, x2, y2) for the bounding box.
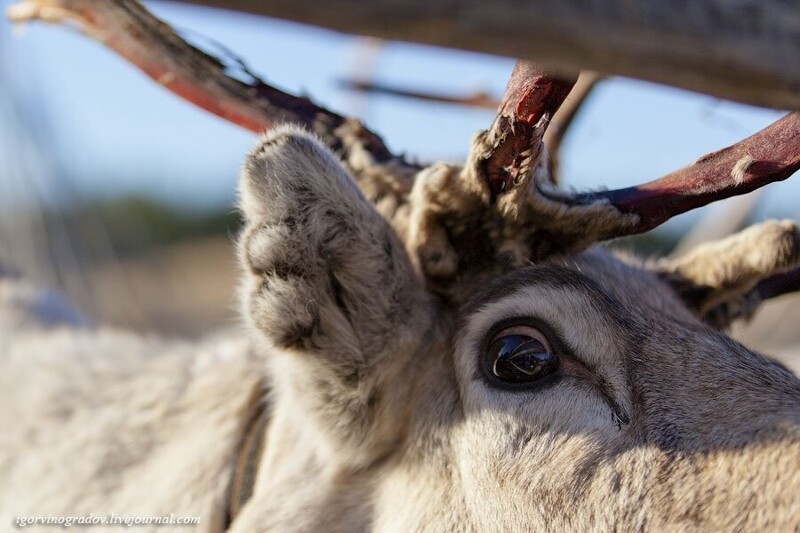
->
(238, 126, 432, 462)
(655, 220, 800, 328)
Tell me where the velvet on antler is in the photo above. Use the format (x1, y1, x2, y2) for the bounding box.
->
(340, 69, 603, 184)
(7, 0, 800, 312)
(477, 62, 577, 194)
(460, 63, 800, 318)
(409, 62, 800, 304)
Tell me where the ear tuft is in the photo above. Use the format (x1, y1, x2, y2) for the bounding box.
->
(238, 124, 358, 220)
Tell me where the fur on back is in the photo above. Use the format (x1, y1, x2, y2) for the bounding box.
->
(0, 274, 265, 532)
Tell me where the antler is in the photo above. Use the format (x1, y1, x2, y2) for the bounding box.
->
(9, 0, 800, 308)
(405, 61, 595, 284)
(477, 62, 577, 194)
(6, 0, 420, 217)
(340, 70, 603, 184)
(407, 61, 800, 302)
(579, 113, 800, 235)
(465, 67, 800, 252)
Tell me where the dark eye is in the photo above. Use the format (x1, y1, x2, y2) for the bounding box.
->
(486, 325, 558, 384)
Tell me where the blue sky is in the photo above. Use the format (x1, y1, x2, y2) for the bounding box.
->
(1, 0, 795, 230)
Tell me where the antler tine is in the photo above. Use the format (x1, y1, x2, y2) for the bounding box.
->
(341, 69, 600, 186)
(486, 110, 800, 260)
(574, 112, 800, 239)
(475, 61, 578, 196)
(6, 0, 419, 183)
(406, 63, 583, 284)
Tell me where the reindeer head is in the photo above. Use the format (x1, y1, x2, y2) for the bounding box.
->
(5, 2, 798, 529)
(235, 100, 800, 529)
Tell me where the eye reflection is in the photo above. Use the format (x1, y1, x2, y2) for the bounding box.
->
(487, 326, 559, 384)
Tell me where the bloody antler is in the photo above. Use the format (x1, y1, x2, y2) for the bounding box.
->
(9, 0, 800, 305)
(475, 67, 800, 306)
(6, 0, 416, 177)
(478, 62, 800, 246)
(478, 62, 577, 194)
(581, 112, 800, 236)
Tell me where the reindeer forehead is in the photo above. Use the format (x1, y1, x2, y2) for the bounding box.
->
(458, 261, 641, 351)
(459, 250, 673, 318)
(461, 263, 616, 317)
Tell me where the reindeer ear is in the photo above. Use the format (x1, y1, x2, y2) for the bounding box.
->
(239, 125, 427, 350)
(238, 126, 432, 462)
(655, 220, 800, 328)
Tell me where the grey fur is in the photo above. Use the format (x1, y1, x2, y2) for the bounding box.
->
(2, 126, 798, 532)
(234, 126, 800, 531)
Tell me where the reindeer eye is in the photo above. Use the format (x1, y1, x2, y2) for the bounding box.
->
(486, 325, 558, 384)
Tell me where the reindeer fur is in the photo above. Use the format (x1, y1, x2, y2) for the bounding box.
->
(2, 126, 799, 532)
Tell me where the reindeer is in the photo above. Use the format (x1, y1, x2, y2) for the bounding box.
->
(229, 123, 800, 530)
(4, 1, 800, 532)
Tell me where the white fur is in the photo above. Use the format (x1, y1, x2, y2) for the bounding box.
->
(0, 276, 264, 532)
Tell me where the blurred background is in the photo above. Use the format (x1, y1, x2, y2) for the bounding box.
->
(0, 1, 797, 363)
